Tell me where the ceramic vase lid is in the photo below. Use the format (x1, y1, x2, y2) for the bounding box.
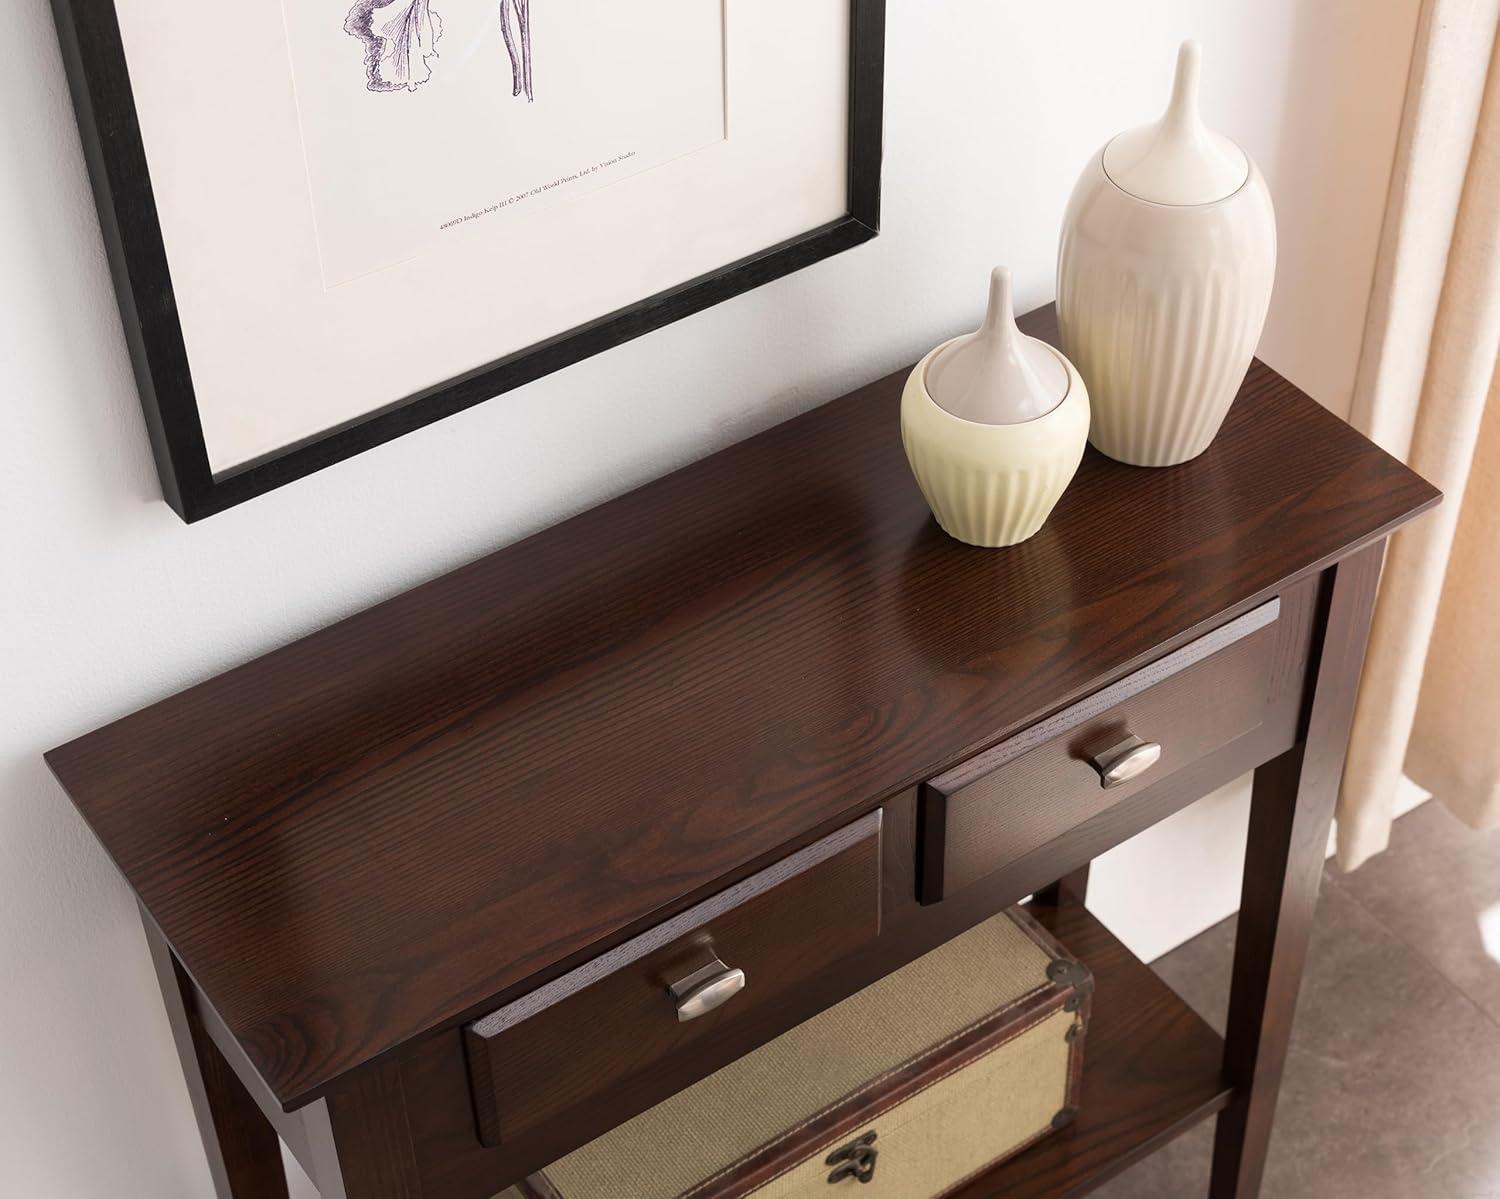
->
(1101, 40, 1248, 206)
(925, 267, 1069, 424)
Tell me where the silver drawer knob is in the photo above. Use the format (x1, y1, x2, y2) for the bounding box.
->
(669, 958, 746, 1022)
(1089, 734, 1162, 789)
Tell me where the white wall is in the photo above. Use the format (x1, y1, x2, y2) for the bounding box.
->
(1, 2, 1419, 1195)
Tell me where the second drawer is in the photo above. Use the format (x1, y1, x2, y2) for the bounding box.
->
(919, 594, 1308, 904)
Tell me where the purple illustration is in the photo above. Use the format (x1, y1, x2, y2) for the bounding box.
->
(499, 0, 534, 101)
(344, 0, 534, 102)
(344, 0, 444, 93)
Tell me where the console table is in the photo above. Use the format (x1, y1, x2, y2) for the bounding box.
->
(47, 307, 1438, 1198)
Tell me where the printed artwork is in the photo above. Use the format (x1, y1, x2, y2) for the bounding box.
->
(498, 0, 534, 99)
(342, 0, 534, 99)
(283, 0, 724, 285)
(343, 0, 446, 93)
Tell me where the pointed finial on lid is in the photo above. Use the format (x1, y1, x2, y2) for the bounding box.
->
(925, 267, 1069, 424)
(1162, 39, 1203, 141)
(980, 265, 1016, 337)
(1102, 40, 1248, 205)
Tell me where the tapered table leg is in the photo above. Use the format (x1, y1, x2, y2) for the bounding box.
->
(1034, 863, 1091, 908)
(1209, 540, 1385, 1197)
(143, 915, 290, 1199)
(307, 1061, 425, 1199)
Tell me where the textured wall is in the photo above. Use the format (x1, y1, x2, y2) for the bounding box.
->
(0, 1, 1418, 1193)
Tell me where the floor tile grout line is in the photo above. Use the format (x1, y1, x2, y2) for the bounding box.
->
(1323, 871, 1500, 1038)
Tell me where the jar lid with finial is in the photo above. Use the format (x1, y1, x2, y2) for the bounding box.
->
(925, 267, 1071, 424)
(1101, 40, 1249, 206)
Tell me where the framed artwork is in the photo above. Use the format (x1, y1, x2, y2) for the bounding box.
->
(53, 0, 885, 521)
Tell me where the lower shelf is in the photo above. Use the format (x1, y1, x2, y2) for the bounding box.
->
(949, 899, 1231, 1198)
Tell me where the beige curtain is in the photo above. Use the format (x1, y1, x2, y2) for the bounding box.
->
(1336, 0, 1500, 869)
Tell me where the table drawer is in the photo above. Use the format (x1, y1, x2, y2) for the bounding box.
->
(464, 811, 883, 1148)
(920, 598, 1291, 904)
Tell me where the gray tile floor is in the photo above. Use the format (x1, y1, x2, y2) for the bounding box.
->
(1097, 802, 1500, 1199)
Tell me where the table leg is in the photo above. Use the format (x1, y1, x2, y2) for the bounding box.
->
(142, 915, 290, 1199)
(306, 1061, 424, 1199)
(1034, 863, 1091, 908)
(1208, 540, 1385, 1198)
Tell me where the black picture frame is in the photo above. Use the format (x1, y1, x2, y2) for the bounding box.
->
(51, 1, 885, 522)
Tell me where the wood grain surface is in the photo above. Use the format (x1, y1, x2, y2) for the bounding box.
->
(44, 306, 1439, 1110)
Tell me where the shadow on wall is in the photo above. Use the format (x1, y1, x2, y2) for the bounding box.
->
(0, 754, 214, 1195)
(0, 5, 163, 517)
(0, 11, 219, 1194)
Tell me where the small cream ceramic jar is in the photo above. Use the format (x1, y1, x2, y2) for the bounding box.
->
(901, 270, 1090, 548)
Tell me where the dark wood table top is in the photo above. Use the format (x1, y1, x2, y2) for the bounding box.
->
(45, 307, 1438, 1110)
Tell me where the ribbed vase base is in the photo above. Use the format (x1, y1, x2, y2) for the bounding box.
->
(1088, 431, 1216, 469)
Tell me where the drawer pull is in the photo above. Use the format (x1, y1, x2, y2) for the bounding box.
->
(669, 959, 746, 1022)
(1090, 734, 1162, 789)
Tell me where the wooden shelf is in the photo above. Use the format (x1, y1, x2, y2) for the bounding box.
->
(951, 900, 1231, 1198)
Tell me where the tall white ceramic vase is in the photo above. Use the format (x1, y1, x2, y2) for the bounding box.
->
(1057, 41, 1276, 467)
